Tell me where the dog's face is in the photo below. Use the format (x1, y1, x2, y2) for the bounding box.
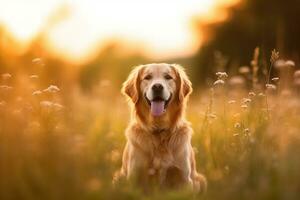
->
(141, 64, 176, 116)
(122, 63, 192, 118)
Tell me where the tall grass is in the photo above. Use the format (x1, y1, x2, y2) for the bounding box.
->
(1, 50, 300, 200)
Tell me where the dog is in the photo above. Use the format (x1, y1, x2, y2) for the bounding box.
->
(115, 63, 206, 193)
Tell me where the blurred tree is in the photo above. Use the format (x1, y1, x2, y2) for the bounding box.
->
(192, 0, 300, 87)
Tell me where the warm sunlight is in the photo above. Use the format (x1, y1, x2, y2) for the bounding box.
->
(0, 0, 238, 62)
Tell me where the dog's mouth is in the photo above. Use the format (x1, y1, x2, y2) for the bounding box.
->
(144, 94, 172, 117)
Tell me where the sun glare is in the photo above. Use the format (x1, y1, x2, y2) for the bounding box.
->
(0, 0, 238, 62)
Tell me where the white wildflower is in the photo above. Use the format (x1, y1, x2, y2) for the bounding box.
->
(241, 104, 248, 109)
(266, 84, 277, 90)
(248, 92, 256, 97)
(43, 85, 60, 93)
(271, 77, 279, 82)
(216, 72, 228, 80)
(207, 113, 217, 119)
(40, 101, 53, 108)
(242, 98, 251, 104)
(228, 100, 236, 104)
(32, 58, 45, 66)
(234, 123, 241, 129)
(258, 92, 266, 97)
(32, 90, 43, 96)
(29, 75, 39, 79)
(213, 79, 225, 86)
(40, 101, 63, 111)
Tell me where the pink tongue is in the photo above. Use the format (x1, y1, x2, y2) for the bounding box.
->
(150, 101, 165, 116)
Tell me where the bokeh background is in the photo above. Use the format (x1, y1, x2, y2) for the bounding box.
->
(1, 0, 300, 199)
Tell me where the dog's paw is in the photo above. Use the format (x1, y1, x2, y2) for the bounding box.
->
(193, 173, 207, 194)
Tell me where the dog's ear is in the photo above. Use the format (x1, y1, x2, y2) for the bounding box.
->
(172, 64, 192, 102)
(122, 65, 144, 104)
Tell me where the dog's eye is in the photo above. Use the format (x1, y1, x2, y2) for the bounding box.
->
(164, 74, 173, 80)
(144, 75, 152, 80)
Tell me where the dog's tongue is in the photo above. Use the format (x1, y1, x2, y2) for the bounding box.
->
(150, 101, 165, 116)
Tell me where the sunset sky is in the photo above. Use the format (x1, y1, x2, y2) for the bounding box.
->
(0, 0, 238, 62)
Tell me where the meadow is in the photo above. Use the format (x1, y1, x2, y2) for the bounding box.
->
(1, 48, 300, 200)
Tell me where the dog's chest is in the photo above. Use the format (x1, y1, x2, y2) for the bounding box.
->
(150, 133, 176, 170)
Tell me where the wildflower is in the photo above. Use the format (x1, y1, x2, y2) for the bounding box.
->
(216, 72, 228, 80)
(213, 79, 225, 86)
(29, 75, 39, 79)
(40, 101, 64, 111)
(0, 85, 13, 91)
(207, 113, 217, 119)
(43, 85, 60, 93)
(1, 73, 12, 80)
(228, 100, 236, 104)
(242, 98, 251, 104)
(271, 77, 279, 82)
(40, 101, 53, 108)
(285, 60, 295, 67)
(241, 104, 248, 109)
(266, 84, 277, 90)
(32, 58, 45, 66)
(243, 129, 250, 136)
(32, 90, 43, 96)
(239, 66, 250, 74)
(248, 92, 256, 97)
(234, 123, 241, 129)
(258, 92, 266, 97)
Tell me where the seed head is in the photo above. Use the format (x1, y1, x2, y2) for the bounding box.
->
(270, 49, 279, 64)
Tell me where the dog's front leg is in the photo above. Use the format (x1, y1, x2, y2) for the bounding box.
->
(175, 144, 193, 189)
(127, 144, 149, 184)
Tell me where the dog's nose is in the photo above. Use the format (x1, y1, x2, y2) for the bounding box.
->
(152, 83, 163, 93)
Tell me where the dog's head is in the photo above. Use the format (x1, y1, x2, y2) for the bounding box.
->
(122, 63, 192, 119)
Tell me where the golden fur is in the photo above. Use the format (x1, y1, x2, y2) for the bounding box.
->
(115, 63, 206, 193)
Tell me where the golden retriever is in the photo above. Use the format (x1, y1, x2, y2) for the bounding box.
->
(115, 63, 206, 193)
